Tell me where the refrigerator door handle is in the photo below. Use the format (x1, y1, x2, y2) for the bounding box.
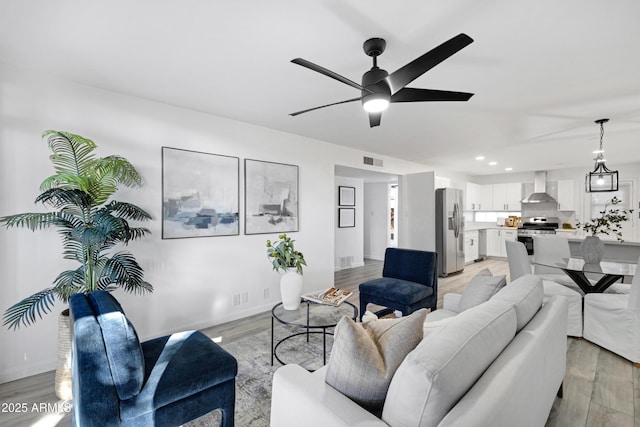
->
(453, 202, 460, 238)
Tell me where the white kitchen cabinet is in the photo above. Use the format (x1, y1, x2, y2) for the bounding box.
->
(464, 230, 479, 263)
(486, 228, 517, 257)
(557, 179, 575, 211)
(492, 183, 522, 211)
(465, 182, 492, 211)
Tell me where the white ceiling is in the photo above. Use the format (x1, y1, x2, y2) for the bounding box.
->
(2, 0, 639, 176)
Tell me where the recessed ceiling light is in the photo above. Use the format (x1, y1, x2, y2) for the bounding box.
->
(489, 161, 497, 166)
(505, 167, 513, 171)
(475, 156, 485, 161)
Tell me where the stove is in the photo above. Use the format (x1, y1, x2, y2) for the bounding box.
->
(517, 217, 559, 254)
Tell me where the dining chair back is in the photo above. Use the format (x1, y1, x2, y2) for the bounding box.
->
(533, 235, 570, 275)
(505, 240, 531, 280)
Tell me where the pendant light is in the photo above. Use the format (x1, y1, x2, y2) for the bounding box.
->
(585, 118, 618, 192)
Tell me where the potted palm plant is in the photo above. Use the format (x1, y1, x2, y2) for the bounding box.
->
(266, 234, 306, 310)
(576, 196, 634, 264)
(0, 130, 152, 399)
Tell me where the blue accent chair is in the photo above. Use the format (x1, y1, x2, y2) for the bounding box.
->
(359, 248, 438, 320)
(69, 290, 237, 427)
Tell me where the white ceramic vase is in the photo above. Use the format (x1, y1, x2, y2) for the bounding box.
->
(581, 235, 605, 264)
(280, 269, 303, 310)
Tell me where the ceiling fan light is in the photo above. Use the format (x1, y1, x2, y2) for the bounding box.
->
(362, 94, 390, 113)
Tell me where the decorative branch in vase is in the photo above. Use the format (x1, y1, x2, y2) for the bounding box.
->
(576, 196, 634, 264)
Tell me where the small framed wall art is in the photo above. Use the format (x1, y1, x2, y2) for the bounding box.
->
(338, 186, 355, 206)
(338, 208, 355, 228)
(245, 159, 299, 235)
(162, 147, 239, 239)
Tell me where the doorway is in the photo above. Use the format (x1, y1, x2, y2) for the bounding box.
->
(334, 165, 399, 270)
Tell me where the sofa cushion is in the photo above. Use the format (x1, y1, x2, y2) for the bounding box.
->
(492, 274, 544, 332)
(382, 299, 517, 427)
(423, 309, 456, 337)
(360, 278, 434, 305)
(325, 309, 427, 411)
(458, 268, 506, 312)
(89, 291, 145, 401)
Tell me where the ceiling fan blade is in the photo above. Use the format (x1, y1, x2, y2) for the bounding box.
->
(290, 97, 361, 116)
(292, 58, 371, 93)
(369, 112, 381, 128)
(391, 88, 474, 103)
(386, 33, 473, 94)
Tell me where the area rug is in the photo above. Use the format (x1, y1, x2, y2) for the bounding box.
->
(185, 324, 334, 427)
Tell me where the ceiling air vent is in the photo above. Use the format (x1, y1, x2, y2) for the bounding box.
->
(363, 156, 383, 167)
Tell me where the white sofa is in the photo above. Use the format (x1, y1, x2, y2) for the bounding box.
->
(271, 275, 568, 427)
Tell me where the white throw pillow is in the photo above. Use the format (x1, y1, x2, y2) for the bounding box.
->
(458, 268, 506, 312)
(325, 309, 427, 411)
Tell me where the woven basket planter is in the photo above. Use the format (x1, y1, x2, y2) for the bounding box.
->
(55, 309, 73, 400)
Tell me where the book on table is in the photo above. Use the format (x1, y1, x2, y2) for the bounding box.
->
(302, 287, 353, 306)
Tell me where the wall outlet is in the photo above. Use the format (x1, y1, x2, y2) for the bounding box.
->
(263, 288, 270, 299)
(241, 291, 249, 304)
(232, 294, 241, 306)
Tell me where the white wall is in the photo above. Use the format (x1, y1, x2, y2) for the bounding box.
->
(334, 176, 364, 270)
(0, 63, 432, 383)
(363, 183, 389, 261)
(398, 172, 437, 251)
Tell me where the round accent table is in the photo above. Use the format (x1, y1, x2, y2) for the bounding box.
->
(271, 299, 358, 370)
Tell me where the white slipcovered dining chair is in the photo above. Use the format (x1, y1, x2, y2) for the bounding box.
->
(505, 240, 583, 337)
(583, 256, 640, 365)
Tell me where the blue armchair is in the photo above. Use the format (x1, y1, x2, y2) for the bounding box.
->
(69, 290, 237, 427)
(359, 248, 438, 320)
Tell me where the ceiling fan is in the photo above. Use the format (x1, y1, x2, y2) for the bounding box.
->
(290, 33, 474, 127)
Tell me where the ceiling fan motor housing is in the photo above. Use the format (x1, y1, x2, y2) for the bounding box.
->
(361, 66, 391, 107)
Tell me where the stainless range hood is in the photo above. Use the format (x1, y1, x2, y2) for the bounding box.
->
(521, 171, 557, 204)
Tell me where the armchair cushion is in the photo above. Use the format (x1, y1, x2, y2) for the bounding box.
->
(359, 278, 434, 306)
(89, 292, 144, 401)
(325, 309, 427, 412)
(458, 269, 506, 312)
(121, 330, 238, 420)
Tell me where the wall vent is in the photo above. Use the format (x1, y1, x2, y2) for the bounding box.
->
(339, 256, 353, 269)
(363, 156, 383, 167)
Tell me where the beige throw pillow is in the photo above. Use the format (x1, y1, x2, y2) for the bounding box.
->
(325, 309, 427, 411)
(458, 268, 507, 312)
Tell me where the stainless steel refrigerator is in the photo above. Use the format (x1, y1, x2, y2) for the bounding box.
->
(435, 188, 465, 277)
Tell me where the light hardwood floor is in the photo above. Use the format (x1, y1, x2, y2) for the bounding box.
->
(1, 258, 638, 426)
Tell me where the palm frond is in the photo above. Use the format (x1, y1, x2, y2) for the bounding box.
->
(1, 212, 66, 231)
(35, 188, 93, 211)
(2, 289, 56, 330)
(42, 130, 97, 178)
(52, 269, 84, 301)
(95, 156, 143, 188)
(105, 201, 152, 222)
(89, 157, 142, 204)
(102, 252, 148, 292)
(39, 173, 92, 193)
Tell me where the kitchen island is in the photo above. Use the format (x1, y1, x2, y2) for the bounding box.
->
(564, 233, 640, 264)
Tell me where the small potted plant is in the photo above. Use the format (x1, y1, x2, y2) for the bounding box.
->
(576, 196, 634, 263)
(266, 234, 306, 310)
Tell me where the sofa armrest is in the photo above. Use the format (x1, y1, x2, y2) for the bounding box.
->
(443, 293, 462, 313)
(271, 365, 389, 427)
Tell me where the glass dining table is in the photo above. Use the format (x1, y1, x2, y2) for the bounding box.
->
(531, 258, 637, 293)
